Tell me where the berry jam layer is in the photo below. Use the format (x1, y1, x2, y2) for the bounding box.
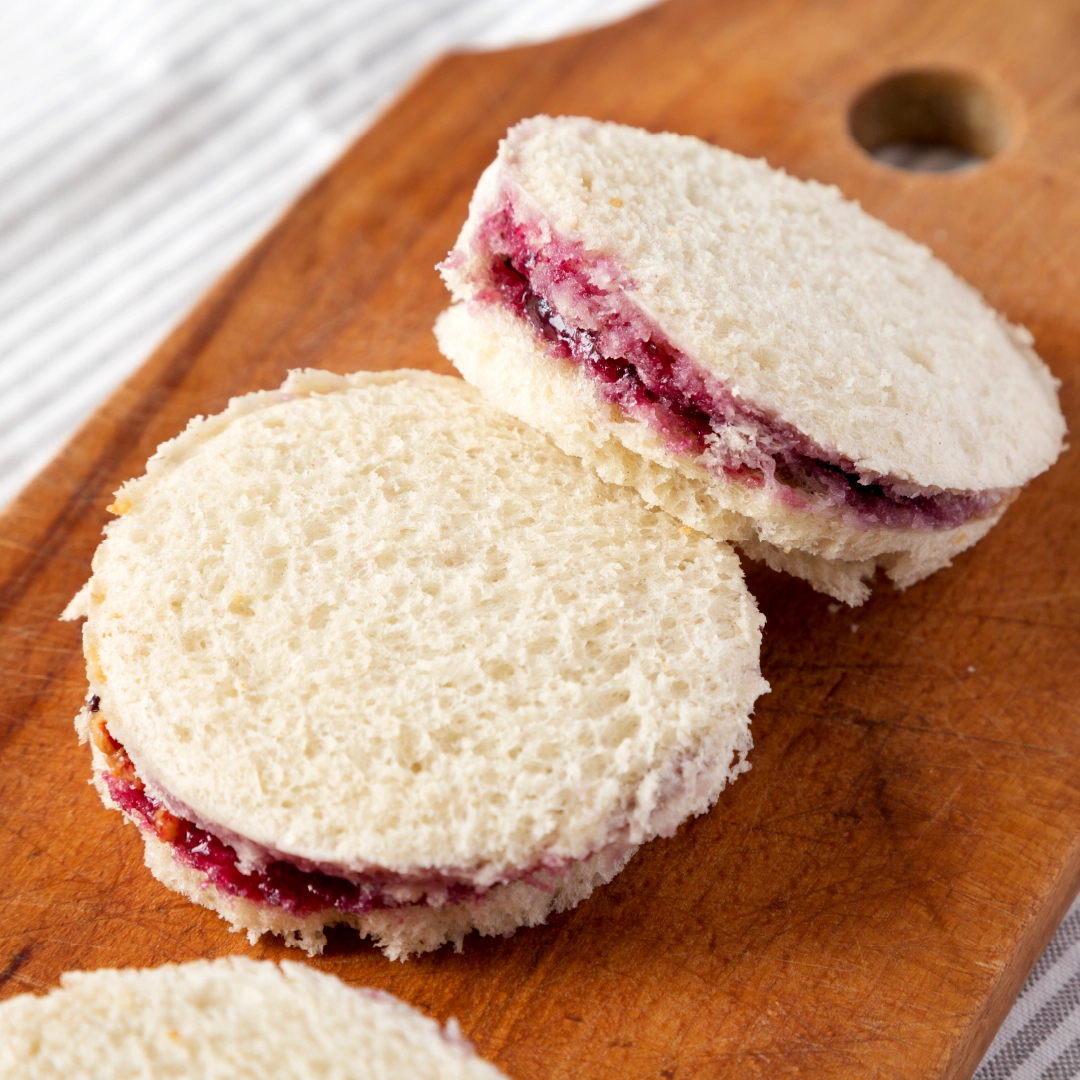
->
(470, 204, 1004, 532)
(88, 701, 483, 919)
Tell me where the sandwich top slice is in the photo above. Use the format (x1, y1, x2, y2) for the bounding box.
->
(436, 115, 1066, 604)
(63, 368, 767, 959)
(0, 957, 507, 1078)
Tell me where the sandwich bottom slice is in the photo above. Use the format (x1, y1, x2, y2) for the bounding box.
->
(0, 957, 508, 1079)
(82, 697, 634, 961)
(64, 369, 768, 959)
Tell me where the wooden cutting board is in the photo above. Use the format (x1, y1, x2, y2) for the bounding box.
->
(2, 0, 1078, 1076)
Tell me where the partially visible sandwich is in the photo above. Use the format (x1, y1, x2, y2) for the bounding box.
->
(63, 369, 767, 959)
(436, 115, 1066, 605)
(0, 957, 508, 1078)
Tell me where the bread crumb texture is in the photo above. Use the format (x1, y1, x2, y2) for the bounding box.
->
(77, 369, 766, 885)
(445, 116, 1065, 492)
(0, 957, 507, 1078)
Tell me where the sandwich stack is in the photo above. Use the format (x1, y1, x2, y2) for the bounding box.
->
(62, 115, 1065, 970)
(436, 115, 1065, 604)
(64, 367, 767, 958)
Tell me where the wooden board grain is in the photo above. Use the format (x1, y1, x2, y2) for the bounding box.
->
(2, 0, 1079, 1076)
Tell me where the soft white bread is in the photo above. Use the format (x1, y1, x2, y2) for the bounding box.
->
(437, 115, 1064, 603)
(0, 957, 507, 1078)
(65, 368, 766, 955)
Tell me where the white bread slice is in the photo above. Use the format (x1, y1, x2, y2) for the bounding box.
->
(0, 957, 507, 1078)
(64, 369, 766, 957)
(437, 115, 1064, 603)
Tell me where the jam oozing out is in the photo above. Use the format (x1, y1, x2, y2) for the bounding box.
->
(89, 714, 478, 918)
(474, 205, 1003, 531)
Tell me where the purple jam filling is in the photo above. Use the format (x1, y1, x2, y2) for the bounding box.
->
(102, 764, 479, 919)
(471, 204, 1004, 531)
(92, 714, 596, 921)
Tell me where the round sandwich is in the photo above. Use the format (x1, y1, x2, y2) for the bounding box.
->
(63, 369, 767, 959)
(435, 115, 1066, 605)
(0, 957, 507, 1078)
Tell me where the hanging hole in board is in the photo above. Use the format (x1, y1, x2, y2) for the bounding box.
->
(849, 69, 1013, 173)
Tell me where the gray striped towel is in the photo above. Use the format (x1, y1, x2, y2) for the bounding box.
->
(977, 897, 1080, 1080)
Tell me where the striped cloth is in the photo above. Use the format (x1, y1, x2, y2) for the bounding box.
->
(977, 898, 1080, 1080)
(1, 3, 1077, 1076)
(0, 0, 649, 510)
